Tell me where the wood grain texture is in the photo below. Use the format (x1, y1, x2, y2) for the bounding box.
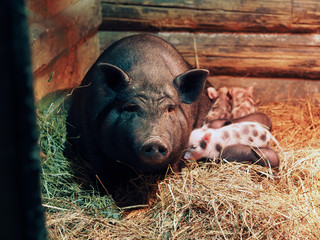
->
(293, 0, 320, 25)
(100, 0, 320, 33)
(99, 31, 320, 80)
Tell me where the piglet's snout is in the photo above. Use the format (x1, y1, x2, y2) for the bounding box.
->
(139, 138, 169, 165)
(183, 151, 193, 160)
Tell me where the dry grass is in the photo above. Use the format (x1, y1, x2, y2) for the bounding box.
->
(39, 94, 320, 239)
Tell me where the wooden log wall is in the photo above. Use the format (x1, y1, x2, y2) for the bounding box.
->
(99, 0, 320, 102)
(27, 0, 101, 102)
(100, 0, 320, 33)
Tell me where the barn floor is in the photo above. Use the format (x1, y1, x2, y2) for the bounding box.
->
(38, 93, 320, 239)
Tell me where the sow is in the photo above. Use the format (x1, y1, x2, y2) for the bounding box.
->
(67, 34, 211, 186)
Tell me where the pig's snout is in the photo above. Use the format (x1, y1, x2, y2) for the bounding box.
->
(139, 138, 169, 165)
(183, 151, 193, 160)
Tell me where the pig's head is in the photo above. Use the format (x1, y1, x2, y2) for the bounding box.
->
(229, 86, 254, 105)
(94, 63, 208, 171)
(184, 126, 212, 161)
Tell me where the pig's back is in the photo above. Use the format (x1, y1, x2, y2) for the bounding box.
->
(231, 122, 270, 147)
(97, 34, 190, 82)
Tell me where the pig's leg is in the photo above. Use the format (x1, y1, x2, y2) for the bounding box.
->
(220, 144, 279, 168)
(252, 147, 280, 168)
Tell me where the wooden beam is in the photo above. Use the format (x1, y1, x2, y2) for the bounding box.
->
(293, 0, 320, 25)
(99, 31, 320, 80)
(100, 0, 320, 33)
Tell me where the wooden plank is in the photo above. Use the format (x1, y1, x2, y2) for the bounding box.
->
(99, 31, 320, 80)
(100, 0, 320, 33)
(293, 0, 320, 25)
(191, 33, 320, 79)
(27, 0, 80, 18)
(29, 0, 101, 72)
(101, 0, 290, 12)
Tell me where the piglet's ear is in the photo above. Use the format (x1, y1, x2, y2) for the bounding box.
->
(207, 87, 217, 100)
(97, 63, 130, 91)
(247, 86, 254, 94)
(203, 132, 212, 143)
(228, 87, 235, 96)
(173, 69, 209, 104)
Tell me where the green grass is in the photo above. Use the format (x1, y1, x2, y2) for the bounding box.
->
(36, 92, 122, 220)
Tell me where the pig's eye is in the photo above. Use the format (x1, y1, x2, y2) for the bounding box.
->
(167, 105, 176, 113)
(122, 104, 140, 113)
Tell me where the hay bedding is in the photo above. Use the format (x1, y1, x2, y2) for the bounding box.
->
(38, 95, 320, 239)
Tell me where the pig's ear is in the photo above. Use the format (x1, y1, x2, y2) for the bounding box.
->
(97, 63, 130, 91)
(207, 87, 217, 99)
(173, 69, 209, 104)
(247, 86, 254, 94)
(228, 87, 234, 96)
(203, 132, 212, 143)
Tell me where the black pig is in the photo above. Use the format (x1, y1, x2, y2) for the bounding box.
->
(67, 35, 275, 205)
(67, 34, 211, 197)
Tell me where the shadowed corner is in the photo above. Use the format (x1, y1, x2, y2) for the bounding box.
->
(1, 1, 47, 239)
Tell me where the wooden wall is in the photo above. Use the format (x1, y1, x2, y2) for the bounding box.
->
(99, 0, 320, 103)
(27, 0, 101, 102)
(100, 0, 320, 33)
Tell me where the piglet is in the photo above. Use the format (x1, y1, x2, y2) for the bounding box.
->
(205, 112, 272, 130)
(220, 145, 280, 168)
(184, 122, 282, 161)
(229, 86, 257, 119)
(205, 87, 232, 121)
